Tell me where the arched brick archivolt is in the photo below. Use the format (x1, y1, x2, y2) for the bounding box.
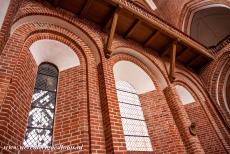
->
(208, 51, 230, 115)
(11, 15, 102, 65)
(8, 0, 105, 64)
(111, 54, 161, 91)
(0, 23, 106, 153)
(215, 59, 230, 112)
(200, 45, 230, 132)
(175, 69, 230, 153)
(223, 65, 230, 112)
(111, 41, 170, 90)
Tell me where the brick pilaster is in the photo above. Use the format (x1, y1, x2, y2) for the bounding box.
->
(163, 84, 205, 154)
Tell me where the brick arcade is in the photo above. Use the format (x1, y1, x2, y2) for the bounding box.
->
(0, 0, 229, 153)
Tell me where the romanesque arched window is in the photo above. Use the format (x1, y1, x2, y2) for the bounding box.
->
(23, 63, 58, 147)
(116, 80, 153, 151)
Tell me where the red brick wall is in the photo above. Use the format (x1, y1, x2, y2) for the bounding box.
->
(99, 57, 127, 153)
(199, 44, 230, 152)
(0, 48, 37, 154)
(163, 85, 205, 153)
(54, 66, 89, 153)
(0, 0, 230, 153)
(0, 19, 107, 153)
(139, 90, 186, 153)
(175, 68, 230, 152)
(185, 102, 226, 153)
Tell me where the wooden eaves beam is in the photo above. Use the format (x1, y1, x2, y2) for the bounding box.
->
(187, 55, 201, 67)
(80, 0, 93, 18)
(161, 40, 176, 57)
(144, 31, 160, 47)
(110, 0, 214, 60)
(169, 42, 177, 82)
(125, 19, 141, 39)
(176, 47, 190, 58)
(161, 45, 170, 57)
(105, 7, 120, 57)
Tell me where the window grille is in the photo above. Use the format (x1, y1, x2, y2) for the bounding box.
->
(116, 81, 153, 151)
(23, 63, 58, 148)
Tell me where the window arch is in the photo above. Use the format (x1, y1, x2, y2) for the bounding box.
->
(23, 63, 58, 147)
(175, 85, 195, 105)
(116, 80, 153, 151)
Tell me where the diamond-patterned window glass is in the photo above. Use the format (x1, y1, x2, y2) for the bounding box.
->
(23, 63, 58, 148)
(116, 81, 153, 151)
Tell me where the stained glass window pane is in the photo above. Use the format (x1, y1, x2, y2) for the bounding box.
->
(38, 63, 58, 76)
(119, 103, 144, 120)
(121, 118, 149, 136)
(27, 108, 54, 129)
(116, 81, 153, 151)
(125, 136, 153, 151)
(23, 63, 58, 148)
(24, 128, 52, 147)
(35, 74, 57, 92)
(32, 90, 56, 109)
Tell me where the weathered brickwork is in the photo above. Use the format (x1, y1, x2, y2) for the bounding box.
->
(0, 0, 229, 154)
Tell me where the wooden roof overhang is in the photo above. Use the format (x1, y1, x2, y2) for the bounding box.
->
(48, 0, 214, 78)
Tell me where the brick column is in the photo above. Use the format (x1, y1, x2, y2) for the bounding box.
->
(163, 84, 205, 154)
(139, 90, 186, 153)
(98, 60, 127, 154)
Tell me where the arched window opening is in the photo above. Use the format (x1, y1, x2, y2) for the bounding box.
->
(23, 63, 58, 147)
(175, 85, 195, 105)
(113, 60, 156, 94)
(29, 39, 80, 71)
(116, 80, 153, 151)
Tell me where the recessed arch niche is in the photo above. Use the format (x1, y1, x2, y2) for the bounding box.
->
(112, 47, 168, 90)
(11, 15, 101, 64)
(175, 85, 195, 105)
(29, 39, 80, 71)
(113, 60, 156, 94)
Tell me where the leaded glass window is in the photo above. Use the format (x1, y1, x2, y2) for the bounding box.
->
(23, 63, 58, 148)
(116, 81, 153, 151)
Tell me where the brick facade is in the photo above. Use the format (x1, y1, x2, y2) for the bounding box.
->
(0, 0, 229, 154)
